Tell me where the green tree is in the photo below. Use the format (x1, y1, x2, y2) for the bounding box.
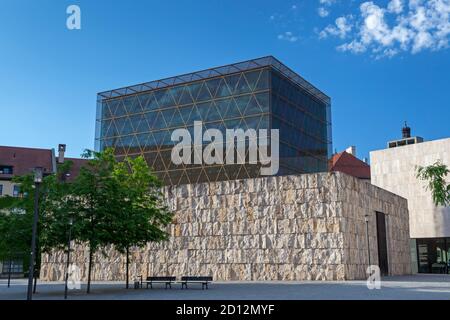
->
(0, 161, 76, 288)
(112, 155, 173, 288)
(68, 149, 120, 293)
(417, 161, 450, 207)
(39, 161, 79, 254)
(0, 202, 32, 280)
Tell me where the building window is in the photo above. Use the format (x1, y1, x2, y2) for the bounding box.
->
(13, 185, 20, 197)
(0, 166, 13, 174)
(416, 238, 450, 274)
(1, 260, 23, 274)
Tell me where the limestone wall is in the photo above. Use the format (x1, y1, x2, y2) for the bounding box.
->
(40, 172, 410, 281)
(371, 138, 450, 238)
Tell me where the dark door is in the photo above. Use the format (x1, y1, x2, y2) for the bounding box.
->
(376, 212, 389, 276)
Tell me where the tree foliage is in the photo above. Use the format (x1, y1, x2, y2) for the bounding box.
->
(417, 160, 450, 207)
(0, 148, 173, 292)
(111, 155, 173, 287)
(55, 148, 173, 291)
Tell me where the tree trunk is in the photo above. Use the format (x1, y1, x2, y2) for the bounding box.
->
(87, 246, 93, 294)
(7, 258, 12, 288)
(126, 247, 129, 289)
(33, 268, 37, 294)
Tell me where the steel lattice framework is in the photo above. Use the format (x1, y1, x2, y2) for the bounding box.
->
(95, 56, 332, 185)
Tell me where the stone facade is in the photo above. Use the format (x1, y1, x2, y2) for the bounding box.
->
(371, 138, 450, 239)
(40, 172, 411, 281)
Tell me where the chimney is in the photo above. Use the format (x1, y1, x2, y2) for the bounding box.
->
(402, 121, 411, 139)
(345, 146, 356, 157)
(58, 144, 66, 164)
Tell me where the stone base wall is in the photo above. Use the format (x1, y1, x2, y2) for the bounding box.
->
(40, 172, 411, 281)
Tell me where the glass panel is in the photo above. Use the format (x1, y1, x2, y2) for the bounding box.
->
(243, 116, 261, 130)
(187, 105, 201, 124)
(101, 120, 112, 138)
(179, 87, 194, 105)
(128, 114, 141, 133)
(105, 100, 120, 118)
(224, 118, 242, 129)
(135, 114, 149, 133)
(155, 89, 175, 108)
(145, 134, 157, 150)
(255, 92, 269, 112)
(138, 93, 152, 110)
(197, 102, 210, 121)
(152, 112, 165, 130)
(216, 78, 232, 98)
(196, 83, 212, 101)
(235, 73, 251, 94)
(255, 69, 269, 91)
(215, 99, 230, 119)
(115, 99, 127, 117)
(161, 108, 176, 127)
(206, 102, 221, 122)
(258, 116, 269, 130)
(179, 106, 193, 124)
(169, 86, 184, 105)
(188, 82, 202, 101)
(224, 73, 240, 94)
(224, 98, 241, 119)
(243, 96, 261, 116)
(206, 78, 221, 97)
(244, 70, 261, 91)
(123, 96, 140, 114)
(234, 95, 251, 115)
(170, 109, 183, 127)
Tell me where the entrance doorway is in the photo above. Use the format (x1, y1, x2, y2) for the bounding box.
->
(376, 212, 389, 276)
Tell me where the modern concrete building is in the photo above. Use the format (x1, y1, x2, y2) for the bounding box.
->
(371, 126, 450, 274)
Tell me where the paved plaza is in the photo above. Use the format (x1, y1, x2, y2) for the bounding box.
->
(0, 274, 450, 300)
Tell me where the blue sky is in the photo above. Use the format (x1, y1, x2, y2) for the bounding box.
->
(0, 0, 449, 160)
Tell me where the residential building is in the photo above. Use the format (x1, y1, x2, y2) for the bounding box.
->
(371, 125, 450, 274)
(329, 147, 371, 180)
(0, 144, 86, 277)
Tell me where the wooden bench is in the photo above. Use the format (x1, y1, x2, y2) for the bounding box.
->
(140, 276, 176, 289)
(180, 276, 213, 290)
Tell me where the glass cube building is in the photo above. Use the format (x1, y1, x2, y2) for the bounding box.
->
(95, 56, 332, 185)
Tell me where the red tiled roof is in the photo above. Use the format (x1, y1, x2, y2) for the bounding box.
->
(330, 151, 371, 180)
(0, 146, 54, 178)
(57, 157, 88, 181)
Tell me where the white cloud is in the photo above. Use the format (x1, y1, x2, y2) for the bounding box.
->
(318, 7, 330, 18)
(320, 16, 353, 39)
(320, 0, 336, 5)
(388, 0, 404, 14)
(318, 0, 337, 17)
(278, 31, 299, 42)
(320, 0, 450, 57)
